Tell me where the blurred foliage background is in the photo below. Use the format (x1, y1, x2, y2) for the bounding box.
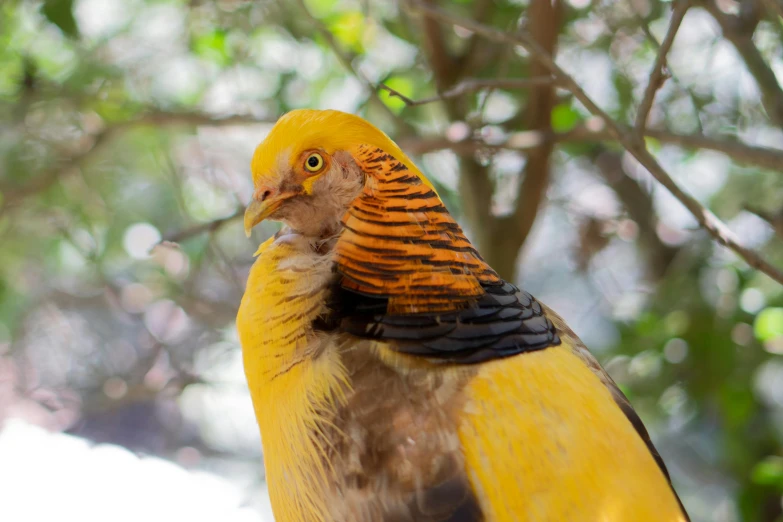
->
(1, 0, 783, 520)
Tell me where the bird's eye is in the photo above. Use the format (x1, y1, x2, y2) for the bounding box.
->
(304, 153, 324, 172)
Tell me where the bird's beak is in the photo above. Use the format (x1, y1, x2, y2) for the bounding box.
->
(244, 189, 294, 237)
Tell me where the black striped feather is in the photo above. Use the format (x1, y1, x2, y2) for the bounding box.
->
(327, 280, 561, 364)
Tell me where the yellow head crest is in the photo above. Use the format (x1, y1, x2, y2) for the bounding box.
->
(250, 109, 435, 191)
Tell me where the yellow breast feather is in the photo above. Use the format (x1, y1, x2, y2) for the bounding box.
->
(237, 234, 349, 522)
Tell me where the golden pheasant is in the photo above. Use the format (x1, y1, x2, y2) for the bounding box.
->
(237, 109, 689, 522)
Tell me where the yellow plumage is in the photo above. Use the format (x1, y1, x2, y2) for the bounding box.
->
(460, 346, 683, 521)
(238, 235, 349, 521)
(238, 109, 688, 522)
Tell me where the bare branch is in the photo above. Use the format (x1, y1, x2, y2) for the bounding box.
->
(505, 0, 563, 272)
(417, 0, 459, 91)
(0, 111, 275, 212)
(594, 148, 679, 280)
(377, 84, 417, 106)
(131, 111, 275, 127)
(570, 125, 783, 172)
(407, 0, 783, 284)
(159, 208, 244, 245)
(702, 0, 783, 128)
(635, 0, 689, 132)
(292, 0, 415, 135)
(378, 77, 556, 107)
(400, 126, 783, 173)
(0, 127, 116, 211)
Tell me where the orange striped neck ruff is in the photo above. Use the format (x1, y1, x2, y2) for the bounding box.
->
(334, 145, 500, 314)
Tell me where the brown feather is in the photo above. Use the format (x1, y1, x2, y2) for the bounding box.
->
(316, 339, 484, 522)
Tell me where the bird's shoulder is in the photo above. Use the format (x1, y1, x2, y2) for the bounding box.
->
(324, 279, 688, 520)
(329, 280, 560, 364)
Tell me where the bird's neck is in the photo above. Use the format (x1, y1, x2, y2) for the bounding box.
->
(331, 144, 500, 314)
(238, 234, 348, 522)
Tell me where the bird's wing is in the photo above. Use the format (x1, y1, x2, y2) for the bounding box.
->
(336, 281, 559, 363)
(332, 281, 688, 522)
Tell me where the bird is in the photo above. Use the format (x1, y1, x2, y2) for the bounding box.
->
(237, 109, 689, 522)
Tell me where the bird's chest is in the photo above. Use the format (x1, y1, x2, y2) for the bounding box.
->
(239, 234, 477, 521)
(316, 348, 476, 522)
(237, 233, 335, 362)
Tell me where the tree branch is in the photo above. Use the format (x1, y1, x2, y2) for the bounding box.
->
(411, 0, 501, 272)
(594, 148, 679, 280)
(159, 208, 244, 245)
(417, 0, 460, 91)
(701, 0, 783, 128)
(0, 111, 275, 212)
(569, 125, 783, 172)
(293, 0, 415, 135)
(378, 77, 556, 107)
(399, 126, 783, 173)
(455, 0, 497, 76)
(501, 0, 563, 277)
(635, 0, 689, 132)
(130, 111, 275, 128)
(407, 0, 783, 285)
(0, 127, 116, 210)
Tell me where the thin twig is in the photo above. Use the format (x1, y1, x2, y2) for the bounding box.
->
(159, 208, 244, 245)
(702, 0, 783, 128)
(506, 0, 563, 272)
(131, 111, 275, 128)
(407, 0, 783, 284)
(399, 124, 783, 173)
(292, 0, 415, 135)
(570, 125, 783, 172)
(0, 127, 116, 210)
(379, 77, 557, 107)
(0, 111, 274, 211)
(378, 84, 416, 106)
(634, 11, 705, 134)
(635, 0, 689, 132)
(417, 0, 459, 91)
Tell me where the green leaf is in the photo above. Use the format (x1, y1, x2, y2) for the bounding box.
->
(612, 72, 634, 115)
(754, 307, 783, 342)
(41, 0, 79, 39)
(550, 103, 581, 133)
(751, 456, 783, 487)
(664, 310, 690, 336)
(327, 11, 365, 53)
(644, 136, 661, 152)
(719, 385, 755, 428)
(192, 30, 231, 66)
(304, 0, 340, 18)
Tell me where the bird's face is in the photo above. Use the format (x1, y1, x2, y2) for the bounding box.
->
(244, 109, 434, 240)
(243, 143, 365, 239)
